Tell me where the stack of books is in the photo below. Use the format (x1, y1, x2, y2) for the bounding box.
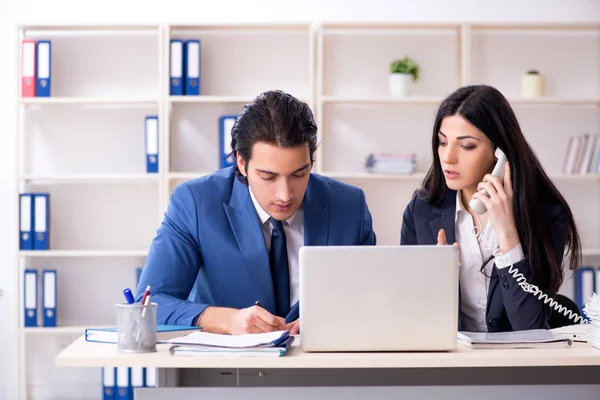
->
(583, 293, 600, 349)
(365, 153, 416, 175)
(563, 133, 600, 174)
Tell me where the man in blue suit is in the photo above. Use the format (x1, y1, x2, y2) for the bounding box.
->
(136, 90, 376, 335)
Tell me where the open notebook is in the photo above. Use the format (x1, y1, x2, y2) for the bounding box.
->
(165, 330, 294, 357)
(458, 329, 573, 349)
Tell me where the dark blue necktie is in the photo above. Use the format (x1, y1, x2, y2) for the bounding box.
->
(269, 218, 290, 318)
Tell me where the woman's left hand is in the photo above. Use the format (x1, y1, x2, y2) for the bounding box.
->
(471, 161, 520, 253)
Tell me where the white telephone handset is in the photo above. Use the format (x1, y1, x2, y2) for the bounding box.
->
(469, 148, 508, 215)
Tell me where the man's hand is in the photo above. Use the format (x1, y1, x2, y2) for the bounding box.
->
(231, 306, 287, 335)
(198, 305, 286, 335)
(285, 319, 300, 335)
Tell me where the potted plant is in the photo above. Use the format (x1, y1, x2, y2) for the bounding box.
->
(389, 57, 420, 97)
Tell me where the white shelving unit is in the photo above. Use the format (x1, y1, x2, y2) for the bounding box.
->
(15, 22, 600, 399)
(17, 24, 165, 400)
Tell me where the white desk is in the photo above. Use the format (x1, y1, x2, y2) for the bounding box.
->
(56, 335, 600, 389)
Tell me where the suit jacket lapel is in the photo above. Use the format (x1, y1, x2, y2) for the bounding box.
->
(429, 190, 457, 245)
(223, 178, 275, 312)
(303, 175, 329, 246)
(429, 191, 460, 329)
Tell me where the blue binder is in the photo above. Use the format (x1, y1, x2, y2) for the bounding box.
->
(184, 40, 200, 95)
(145, 367, 156, 387)
(131, 366, 145, 389)
(19, 193, 34, 250)
(145, 116, 159, 173)
(24, 269, 38, 327)
(169, 39, 184, 95)
(219, 115, 237, 168)
(35, 40, 51, 97)
(33, 193, 49, 250)
(102, 367, 116, 400)
(42, 269, 57, 327)
(115, 367, 131, 400)
(575, 267, 595, 317)
(136, 267, 142, 291)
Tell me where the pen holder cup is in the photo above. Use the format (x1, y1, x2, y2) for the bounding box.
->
(115, 302, 158, 353)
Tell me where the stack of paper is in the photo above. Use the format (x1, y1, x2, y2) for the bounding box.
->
(583, 292, 600, 349)
(550, 324, 590, 343)
(165, 330, 294, 357)
(458, 329, 573, 349)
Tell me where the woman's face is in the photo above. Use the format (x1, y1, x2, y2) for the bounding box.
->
(437, 115, 496, 192)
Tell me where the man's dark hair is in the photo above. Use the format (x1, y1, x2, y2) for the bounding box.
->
(229, 90, 318, 183)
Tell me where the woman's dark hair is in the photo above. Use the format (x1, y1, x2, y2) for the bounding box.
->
(229, 90, 318, 183)
(421, 84, 581, 295)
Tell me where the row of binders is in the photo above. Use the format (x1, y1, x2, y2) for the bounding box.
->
(19, 193, 50, 250)
(24, 267, 142, 329)
(23, 269, 56, 327)
(365, 153, 417, 175)
(563, 133, 600, 174)
(170, 39, 201, 96)
(102, 367, 155, 400)
(575, 266, 600, 318)
(21, 39, 52, 97)
(144, 114, 237, 172)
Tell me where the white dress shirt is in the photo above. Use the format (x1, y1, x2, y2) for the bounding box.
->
(249, 187, 304, 308)
(455, 190, 525, 332)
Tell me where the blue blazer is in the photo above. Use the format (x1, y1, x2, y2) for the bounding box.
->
(400, 189, 567, 332)
(136, 167, 376, 326)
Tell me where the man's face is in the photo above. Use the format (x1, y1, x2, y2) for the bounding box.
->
(237, 141, 311, 221)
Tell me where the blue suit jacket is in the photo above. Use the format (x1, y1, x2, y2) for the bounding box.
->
(400, 189, 567, 332)
(136, 167, 376, 326)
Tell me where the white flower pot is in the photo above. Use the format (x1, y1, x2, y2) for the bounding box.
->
(388, 73, 413, 98)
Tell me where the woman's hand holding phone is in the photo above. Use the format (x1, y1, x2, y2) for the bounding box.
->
(471, 161, 520, 253)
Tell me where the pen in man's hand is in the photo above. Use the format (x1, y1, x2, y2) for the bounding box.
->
(255, 301, 266, 309)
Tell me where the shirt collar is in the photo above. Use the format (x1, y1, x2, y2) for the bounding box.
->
(455, 190, 467, 223)
(248, 186, 300, 227)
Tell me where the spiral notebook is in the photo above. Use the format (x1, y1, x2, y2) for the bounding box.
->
(166, 330, 294, 357)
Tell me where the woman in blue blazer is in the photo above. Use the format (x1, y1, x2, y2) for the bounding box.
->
(401, 85, 581, 332)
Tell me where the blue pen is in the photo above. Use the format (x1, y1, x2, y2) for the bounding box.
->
(123, 288, 135, 304)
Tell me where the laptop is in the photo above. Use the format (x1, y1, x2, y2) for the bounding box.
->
(299, 245, 459, 352)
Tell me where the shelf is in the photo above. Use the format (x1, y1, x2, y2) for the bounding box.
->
(469, 23, 600, 32)
(170, 23, 311, 32)
(169, 95, 255, 104)
(322, 96, 442, 105)
(583, 249, 600, 256)
(19, 250, 148, 258)
(551, 174, 600, 181)
(20, 174, 160, 184)
(168, 172, 211, 181)
(321, 96, 600, 106)
(19, 97, 159, 106)
(320, 173, 600, 182)
(21, 326, 91, 335)
(508, 98, 600, 106)
(323, 172, 427, 181)
(23, 25, 159, 36)
(170, 95, 311, 104)
(322, 22, 461, 32)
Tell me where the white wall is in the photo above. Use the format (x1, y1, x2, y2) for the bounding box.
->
(1, 1, 600, 399)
